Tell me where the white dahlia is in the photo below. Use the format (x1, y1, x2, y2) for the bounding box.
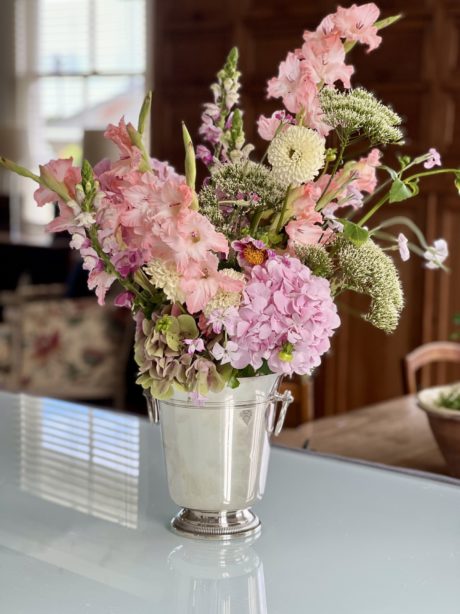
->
(267, 125, 326, 186)
(144, 259, 185, 303)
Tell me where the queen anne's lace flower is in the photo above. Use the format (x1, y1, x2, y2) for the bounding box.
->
(267, 125, 326, 186)
(333, 237, 404, 333)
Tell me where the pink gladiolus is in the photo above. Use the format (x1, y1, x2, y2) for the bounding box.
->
(353, 148, 382, 193)
(319, 3, 382, 52)
(180, 254, 244, 314)
(257, 111, 290, 141)
(267, 52, 312, 114)
(104, 117, 137, 157)
(162, 210, 229, 272)
(34, 158, 81, 207)
(301, 32, 354, 88)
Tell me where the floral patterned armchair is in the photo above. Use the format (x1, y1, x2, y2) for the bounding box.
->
(0, 284, 133, 408)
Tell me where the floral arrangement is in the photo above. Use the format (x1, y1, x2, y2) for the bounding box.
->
(2, 3, 458, 402)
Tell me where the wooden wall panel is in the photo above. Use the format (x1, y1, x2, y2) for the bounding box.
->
(151, 0, 460, 418)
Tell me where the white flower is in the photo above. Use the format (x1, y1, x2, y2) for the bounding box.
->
(144, 259, 185, 303)
(397, 233, 410, 261)
(211, 341, 238, 364)
(75, 211, 96, 228)
(268, 125, 326, 187)
(67, 198, 81, 214)
(69, 230, 86, 250)
(424, 239, 448, 269)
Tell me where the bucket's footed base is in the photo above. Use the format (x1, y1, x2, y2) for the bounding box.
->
(170, 508, 262, 541)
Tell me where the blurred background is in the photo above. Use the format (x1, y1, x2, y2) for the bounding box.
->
(0, 0, 459, 475)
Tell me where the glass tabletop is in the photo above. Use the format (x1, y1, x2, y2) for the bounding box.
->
(0, 392, 459, 613)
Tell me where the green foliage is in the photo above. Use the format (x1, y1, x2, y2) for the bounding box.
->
(341, 220, 370, 246)
(437, 388, 460, 411)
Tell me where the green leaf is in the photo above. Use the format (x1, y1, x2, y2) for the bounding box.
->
(389, 178, 417, 203)
(341, 220, 370, 246)
(454, 172, 460, 195)
(374, 14, 403, 31)
(177, 314, 199, 339)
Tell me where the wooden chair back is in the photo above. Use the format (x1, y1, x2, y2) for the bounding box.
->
(403, 341, 460, 394)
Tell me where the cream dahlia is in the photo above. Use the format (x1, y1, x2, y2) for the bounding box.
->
(267, 125, 326, 186)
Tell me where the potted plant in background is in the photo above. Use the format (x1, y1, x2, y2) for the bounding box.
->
(2, 2, 458, 538)
(418, 385, 460, 478)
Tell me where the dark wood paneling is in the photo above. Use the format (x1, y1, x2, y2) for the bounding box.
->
(151, 0, 460, 418)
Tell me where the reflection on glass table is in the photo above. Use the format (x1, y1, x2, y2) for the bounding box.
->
(19, 395, 140, 528)
(1, 391, 460, 613)
(168, 538, 266, 614)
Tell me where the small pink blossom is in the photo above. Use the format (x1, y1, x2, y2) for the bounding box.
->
(114, 291, 134, 308)
(87, 268, 116, 306)
(111, 249, 145, 278)
(397, 233, 410, 262)
(184, 338, 205, 354)
(104, 117, 137, 158)
(424, 148, 442, 169)
(196, 144, 213, 165)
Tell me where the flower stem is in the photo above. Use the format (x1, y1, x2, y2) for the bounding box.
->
(276, 185, 292, 234)
(357, 194, 390, 227)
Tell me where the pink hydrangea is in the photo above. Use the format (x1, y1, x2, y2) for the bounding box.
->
(219, 255, 340, 375)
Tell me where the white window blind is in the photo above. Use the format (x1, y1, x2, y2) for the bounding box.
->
(15, 0, 147, 229)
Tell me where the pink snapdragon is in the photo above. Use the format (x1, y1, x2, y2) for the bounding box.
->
(217, 255, 340, 375)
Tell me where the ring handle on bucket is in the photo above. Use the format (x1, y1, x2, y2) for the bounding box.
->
(143, 391, 160, 424)
(271, 390, 294, 436)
